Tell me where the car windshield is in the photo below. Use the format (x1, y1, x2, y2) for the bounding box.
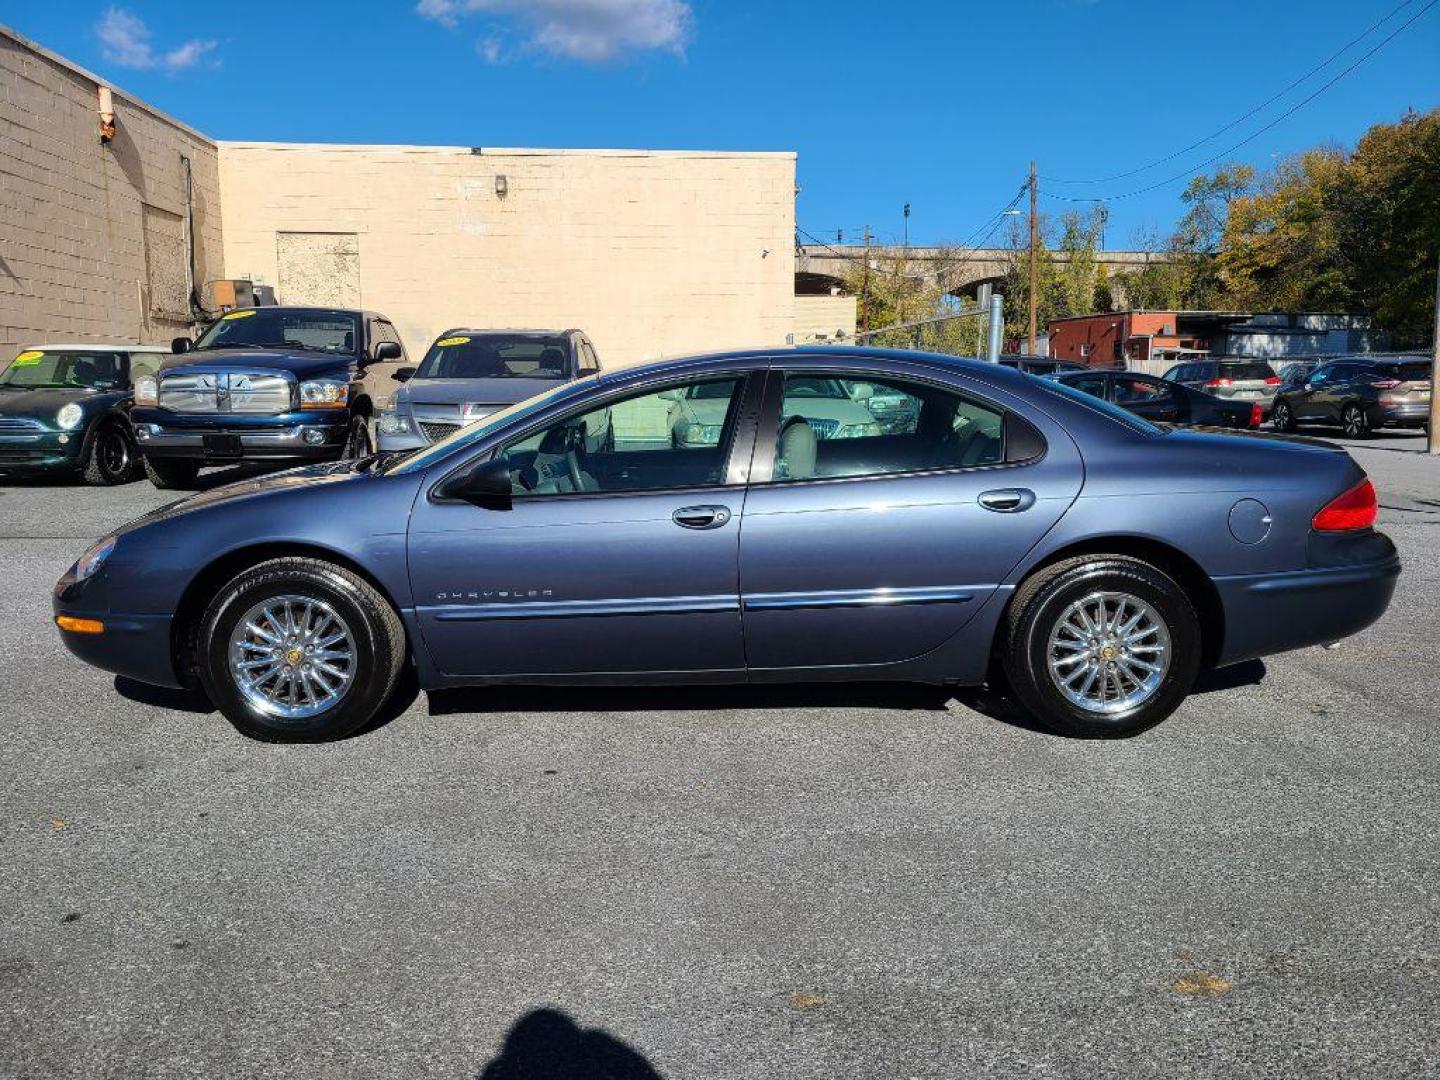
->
(0, 350, 124, 389)
(1220, 362, 1277, 380)
(381, 377, 597, 475)
(1034, 375, 1163, 435)
(414, 334, 572, 380)
(192, 309, 361, 354)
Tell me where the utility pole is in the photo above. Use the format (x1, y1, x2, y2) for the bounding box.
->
(1429, 249, 1439, 454)
(1028, 162, 1039, 354)
(903, 203, 910, 248)
(861, 225, 872, 336)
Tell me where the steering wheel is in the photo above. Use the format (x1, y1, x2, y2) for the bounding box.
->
(566, 450, 585, 491)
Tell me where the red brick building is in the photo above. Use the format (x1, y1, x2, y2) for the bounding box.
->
(1048, 312, 1210, 372)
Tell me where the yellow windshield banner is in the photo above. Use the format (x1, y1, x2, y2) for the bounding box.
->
(13, 351, 44, 365)
(435, 336, 471, 347)
(222, 309, 257, 320)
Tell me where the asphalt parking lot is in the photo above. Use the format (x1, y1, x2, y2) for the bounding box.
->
(2, 430, 1438, 1079)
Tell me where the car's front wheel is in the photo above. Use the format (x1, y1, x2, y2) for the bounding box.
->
(143, 455, 199, 489)
(81, 420, 140, 486)
(197, 557, 407, 742)
(1271, 399, 1295, 432)
(1001, 556, 1202, 738)
(342, 413, 374, 459)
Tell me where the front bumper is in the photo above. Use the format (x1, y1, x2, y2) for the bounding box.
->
(0, 428, 85, 472)
(52, 566, 183, 688)
(133, 414, 348, 462)
(1213, 548, 1401, 666)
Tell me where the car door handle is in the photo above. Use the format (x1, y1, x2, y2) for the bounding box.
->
(978, 488, 1035, 513)
(672, 505, 731, 530)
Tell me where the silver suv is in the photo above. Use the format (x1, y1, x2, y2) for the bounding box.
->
(1161, 358, 1281, 413)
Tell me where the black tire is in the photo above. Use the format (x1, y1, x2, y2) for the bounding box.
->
(143, 455, 199, 490)
(1341, 403, 1371, 439)
(1271, 399, 1295, 433)
(81, 421, 140, 486)
(196, 557, 407, 742)
(342, 413, 374, 459)
(1000, 556, 1202, 739)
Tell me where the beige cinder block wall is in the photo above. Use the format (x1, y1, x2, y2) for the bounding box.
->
(793, 294, 858, 344)
(218, 143, 796, 366)
(0, 24, 223, 360)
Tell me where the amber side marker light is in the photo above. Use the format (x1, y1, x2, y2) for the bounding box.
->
(1312, 478, 1378, 533)
(55, 616, 104, 634)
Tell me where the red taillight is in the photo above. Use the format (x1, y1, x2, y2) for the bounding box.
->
(1205, 377, 1232, 388)
(1312, 479, 1378, 533)
(1263, 376, 1281, 385)
(1249, 403, 1263, 428)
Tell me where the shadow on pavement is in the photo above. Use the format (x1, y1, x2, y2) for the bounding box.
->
(114, 676, 214, 714)
(477, 1008, 663, 1080)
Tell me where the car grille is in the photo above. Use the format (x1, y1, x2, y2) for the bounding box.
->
(0, 417, 44, 436)
(158, 372, 292, 414)
(419, 420, 461, 443)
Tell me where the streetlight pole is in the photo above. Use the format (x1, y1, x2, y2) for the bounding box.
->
(1028, 162, 1039, 354)
(1429, 250, 1439, 454)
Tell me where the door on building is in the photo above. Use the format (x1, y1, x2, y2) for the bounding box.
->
(737, 367, 1084, 672)
(407, 370, 763, 679)
(276, 232, 361, 307)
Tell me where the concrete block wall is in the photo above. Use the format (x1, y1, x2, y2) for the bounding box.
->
(0, 24, 224, 360)
(793, 293, 858, 344)
(218, 143, 796, 366)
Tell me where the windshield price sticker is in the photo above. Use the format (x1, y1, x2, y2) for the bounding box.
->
(13, 351, 44, 365)
(222, 310, 257, 320)
(436, 336, 471, 347)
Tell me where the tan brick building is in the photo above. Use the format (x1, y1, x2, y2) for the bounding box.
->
(2, 23, 816, 368)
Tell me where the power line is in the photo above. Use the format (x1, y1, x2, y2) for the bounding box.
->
(1043, 0, 1419, 186)
(1042, 0, 1440, 203)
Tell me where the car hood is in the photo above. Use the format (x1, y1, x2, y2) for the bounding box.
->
(399, 376, 563, 407)
(115, 458, 386, 536)
(0, 385, 119, 416)
(165, 348, 353, 379)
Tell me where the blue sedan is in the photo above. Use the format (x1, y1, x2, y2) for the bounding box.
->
(52, 347, 1399, 742)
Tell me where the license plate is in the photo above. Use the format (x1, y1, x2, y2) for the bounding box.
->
(202, 432, 243, 457)
(1233, 390, 1261, 399)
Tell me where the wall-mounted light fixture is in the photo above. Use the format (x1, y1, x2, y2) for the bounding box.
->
(494, 174, 508, 198)
(98, 86, 115, 144)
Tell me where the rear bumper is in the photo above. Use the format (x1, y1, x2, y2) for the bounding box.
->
(1213, 552, 1401, 666)
(1375, 401, 1430, 428)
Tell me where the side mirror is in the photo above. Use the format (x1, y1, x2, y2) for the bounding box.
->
(374, 341, 403, 361)
(171, 337, 192, 354)
(436, 457, 512, 502)
(393, 366, 416, 383)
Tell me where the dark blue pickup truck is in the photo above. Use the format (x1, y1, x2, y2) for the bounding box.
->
(131, 306, 408, 488)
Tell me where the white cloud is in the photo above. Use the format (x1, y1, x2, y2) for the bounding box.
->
(96, 7, 217, 73)
(418, 0, 692, 63)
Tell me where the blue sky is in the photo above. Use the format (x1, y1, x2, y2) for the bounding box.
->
(7, 1, 1438, 249)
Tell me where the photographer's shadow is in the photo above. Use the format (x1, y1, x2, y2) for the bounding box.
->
(478, 1008, 662, 1080)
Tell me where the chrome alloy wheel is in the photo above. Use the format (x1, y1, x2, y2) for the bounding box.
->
(227, 595, 356, 720)
(1046, 591, 1171, 715)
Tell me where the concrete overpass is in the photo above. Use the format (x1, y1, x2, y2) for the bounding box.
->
(796, 243, 1172, 300)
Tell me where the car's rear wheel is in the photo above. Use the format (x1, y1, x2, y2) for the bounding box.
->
(197, 557, 406, 742)
(1001, 556, 1202, 738)
(143, 455, 199, 489)
(1341, 403, 1371, 439)
(1271, 399, 1295, 432)
(342, 413, 373, 459)
(81, 421, 139, 486)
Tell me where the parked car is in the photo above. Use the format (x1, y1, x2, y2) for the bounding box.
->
(1053, 369, 1261, 429)
(1275, 358, 1323, 388)
(130, 307, 408, 489)
(377, 329, 603, 452)
(0, 343, 170, 485)
(998, 356, 1089, 376)
(1270, 355, 1433, 437)
(1162, 358, 1281, 413)
(54, 346, 1398, 744)
(667, 373, 880, 448)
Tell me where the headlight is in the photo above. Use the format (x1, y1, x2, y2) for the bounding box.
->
(682, 423, 723, 445)
(298, 379, 349, 410)
(133, 374, 158, 406)
(74, 536, 116, 581)
(377, 408, 410, 435)
(56, 402, 85, 430)
(836, 422, 882, 438)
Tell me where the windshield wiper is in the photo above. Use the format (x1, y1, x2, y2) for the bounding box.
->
(195, 342, 267, 350)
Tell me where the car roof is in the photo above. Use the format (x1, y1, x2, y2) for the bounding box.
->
(19, 343, 170, 353)
(435, 328, 576, 338)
